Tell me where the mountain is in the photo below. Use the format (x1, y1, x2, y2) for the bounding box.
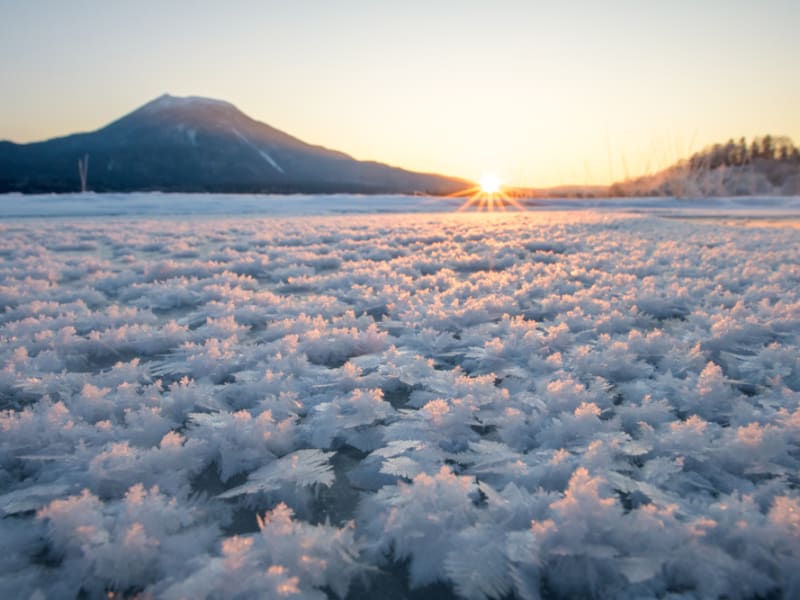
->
(0, 95, 469, 195)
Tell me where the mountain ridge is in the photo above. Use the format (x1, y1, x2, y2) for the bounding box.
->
(0, 94, 470, 195)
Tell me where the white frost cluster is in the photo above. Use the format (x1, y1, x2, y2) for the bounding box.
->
(1, 210, 799, 599)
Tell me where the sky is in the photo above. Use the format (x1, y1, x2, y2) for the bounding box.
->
(1, 0, 798, 188)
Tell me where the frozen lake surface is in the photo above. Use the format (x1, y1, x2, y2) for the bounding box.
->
(0, 195, 799, 599)
(2, 191, 800, 220)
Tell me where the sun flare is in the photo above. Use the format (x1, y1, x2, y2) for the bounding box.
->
(479, 174, 501, 194)
(446, 173, 526, 212)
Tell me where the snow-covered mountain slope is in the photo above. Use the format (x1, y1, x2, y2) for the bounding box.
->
(0, 94, 469, 195)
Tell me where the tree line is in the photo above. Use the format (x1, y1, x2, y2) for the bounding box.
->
(688, 135, 800, 171)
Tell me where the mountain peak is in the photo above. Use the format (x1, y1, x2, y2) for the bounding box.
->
(139, 94, 237, 114)
(0, 95, 469, 195)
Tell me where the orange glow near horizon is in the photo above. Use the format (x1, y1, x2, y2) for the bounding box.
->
(448, 177, 527, 212)
(1, 3, 798, 189)
(479, 174, 501, 194)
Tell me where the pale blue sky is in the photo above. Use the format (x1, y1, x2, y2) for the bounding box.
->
(1, 0, 798, 186)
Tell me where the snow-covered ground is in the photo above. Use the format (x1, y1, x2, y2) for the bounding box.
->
(1, 191, 800, 219)
(1, 195, 799, 599)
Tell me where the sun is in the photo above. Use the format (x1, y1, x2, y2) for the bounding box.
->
(479, 174, 501, 194)
(445, 173, 526, 212)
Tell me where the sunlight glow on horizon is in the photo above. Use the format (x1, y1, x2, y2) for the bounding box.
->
(448, 175, 526, 212)
(479, 174, 501, 195)
(1, 1, 798, 188)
